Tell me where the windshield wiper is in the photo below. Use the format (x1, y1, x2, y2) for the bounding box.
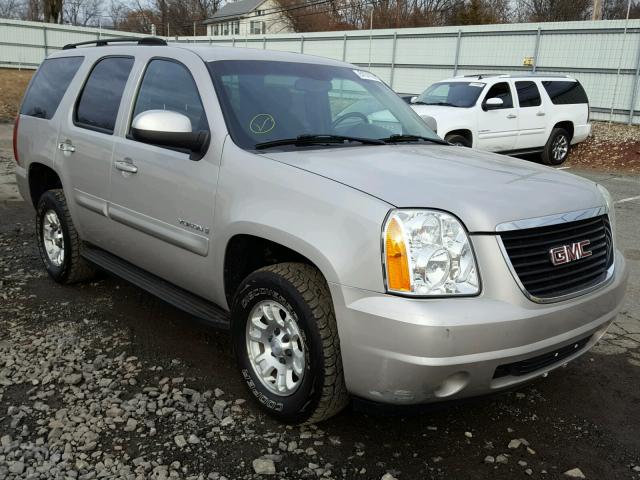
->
(411, 100, 429, 105)
(380, 134, 449, 145)
(255, 134, 385, 150)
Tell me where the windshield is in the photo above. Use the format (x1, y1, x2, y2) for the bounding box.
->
(416, 81, 485, 108)
(207, 60, 441, 150)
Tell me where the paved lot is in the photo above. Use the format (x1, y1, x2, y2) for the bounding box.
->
(0, 123, 639, 479)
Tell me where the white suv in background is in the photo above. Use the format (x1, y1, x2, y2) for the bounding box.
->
(409, 74, 591, 165)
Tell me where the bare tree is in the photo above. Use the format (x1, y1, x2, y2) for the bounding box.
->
(0, 0, 26, 18)
(111, 0, 220, 35)
(43, 0, 63, 22)
(446, 0, 511, 25)
(24, 0, 41, 20)
(602, 0, 640, 19)
(515, 0, 591, 22)
(64, 0, 102, 26)
(277, 0, 465, 32)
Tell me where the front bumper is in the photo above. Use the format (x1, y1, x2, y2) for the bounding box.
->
(330, 235, 628, 405)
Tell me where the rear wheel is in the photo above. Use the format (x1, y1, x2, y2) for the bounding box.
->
(232, 262, 348, 424)
(542, 128, 571, 165)
(36, 189, 96, 284)
(445, 134, 471, 147)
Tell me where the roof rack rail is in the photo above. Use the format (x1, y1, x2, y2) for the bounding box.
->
(462, 74, 501, 79)
(62, 37, 167, 50)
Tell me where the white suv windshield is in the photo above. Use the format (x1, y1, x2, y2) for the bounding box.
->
(415, 81, 486, 108)
(208, 60, 441, 150)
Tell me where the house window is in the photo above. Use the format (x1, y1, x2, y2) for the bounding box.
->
(234, 21, 240, 35)
(223, 22, 229, 35)
(250, 20, 265, 35)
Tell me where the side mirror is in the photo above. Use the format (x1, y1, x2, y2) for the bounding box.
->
(410, 96, 418, 104)
(483, 97, 504, 111)
(131, 110, 209, 158)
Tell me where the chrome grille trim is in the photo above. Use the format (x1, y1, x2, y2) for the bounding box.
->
(496, 207, 615, 304)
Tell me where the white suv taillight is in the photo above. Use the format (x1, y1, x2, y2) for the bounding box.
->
(12, 115, 20, 166)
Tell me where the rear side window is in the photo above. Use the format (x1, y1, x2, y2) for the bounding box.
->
(20, 57, 83, 120)
(75, 56, 134, 134)
(515, 81, 541, 107)
(132, 59, 208, 132)
(484, 82, 513, 109)
(542, 81, 588, 105)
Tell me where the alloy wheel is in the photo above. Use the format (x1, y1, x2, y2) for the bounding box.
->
(245, 300, 306, 396)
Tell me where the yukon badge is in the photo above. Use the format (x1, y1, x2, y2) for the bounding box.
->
(178, 218, 210, 235)
(549, 240, 592, 266)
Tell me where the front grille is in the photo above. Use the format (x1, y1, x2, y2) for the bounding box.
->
(499, 215, 613, 300)
(493, 335, 591, 379)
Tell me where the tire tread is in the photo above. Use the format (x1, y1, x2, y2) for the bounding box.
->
(37, 189, 95, 284)
(256, 262, 349, 423)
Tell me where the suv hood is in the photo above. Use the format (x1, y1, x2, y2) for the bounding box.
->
(264, 145, 604, 232)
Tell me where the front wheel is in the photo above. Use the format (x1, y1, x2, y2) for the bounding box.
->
(445, 134, 472, 147)
(231, 263, 348, 424)
(542, 128, 571, 165)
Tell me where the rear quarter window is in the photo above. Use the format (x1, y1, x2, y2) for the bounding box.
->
(20, 56, 84, 120)
(542, 81, 588, 105)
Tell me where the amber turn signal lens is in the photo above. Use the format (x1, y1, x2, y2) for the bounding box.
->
(385, 217, 411, 292)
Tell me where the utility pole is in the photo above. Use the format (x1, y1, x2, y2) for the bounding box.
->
(368, 7, 373, 68)
(591, 0, 602, 20)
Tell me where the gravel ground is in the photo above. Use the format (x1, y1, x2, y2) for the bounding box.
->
(1, 124, 639, 479)
(565, 122, 640, 174)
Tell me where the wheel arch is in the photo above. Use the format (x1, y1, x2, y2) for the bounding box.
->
(552, 121, 574, 140)
(28, 162, 63, 208)
(444, 129, 473, 146)
(222, 229, 338, 308)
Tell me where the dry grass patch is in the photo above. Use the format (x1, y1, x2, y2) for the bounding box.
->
(0, 68, 33, 122)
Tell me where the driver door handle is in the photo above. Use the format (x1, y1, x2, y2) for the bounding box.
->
(506, 113, 517, 119)
(114, 160, 138, 174)
(57, 141, 76, 153)
(536, 111, 546, 116)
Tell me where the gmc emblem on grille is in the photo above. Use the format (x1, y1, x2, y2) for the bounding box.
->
(549, 240, 592, 266)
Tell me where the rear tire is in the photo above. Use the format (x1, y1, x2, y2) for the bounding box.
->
(541, 128, 571, 165)
(231, 262, 348, 424)
(445, 134, 471, 147)
(36, 189, 96, 284)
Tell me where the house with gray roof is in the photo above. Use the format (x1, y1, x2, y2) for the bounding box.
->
(204, 0, 292, 36)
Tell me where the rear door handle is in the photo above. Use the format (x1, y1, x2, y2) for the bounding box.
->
(114, 160, 138, 174)
(536, 111, 546, 116)
(57, 141, 76, 153)
(507, 114, 517, 119)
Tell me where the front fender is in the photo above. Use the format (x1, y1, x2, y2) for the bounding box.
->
(210, 142, 392, 309)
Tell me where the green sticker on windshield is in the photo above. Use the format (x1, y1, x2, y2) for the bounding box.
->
(250, 114, 276, 134)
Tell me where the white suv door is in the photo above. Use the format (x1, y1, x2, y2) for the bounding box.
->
(514, 80, 548, 150)
(475, 81, 518, 152)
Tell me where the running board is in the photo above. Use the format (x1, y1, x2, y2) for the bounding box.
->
(82, 247, 230, 330)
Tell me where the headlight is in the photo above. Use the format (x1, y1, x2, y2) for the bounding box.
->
(597, 184, 616, 241)
(383, 209, 480, 296)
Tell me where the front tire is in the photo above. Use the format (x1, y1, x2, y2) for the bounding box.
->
(445, 134, 472, 147)
(231, 263, 348, 424)
(36, 189, 96, 284)
(542, 128, 571, 165)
